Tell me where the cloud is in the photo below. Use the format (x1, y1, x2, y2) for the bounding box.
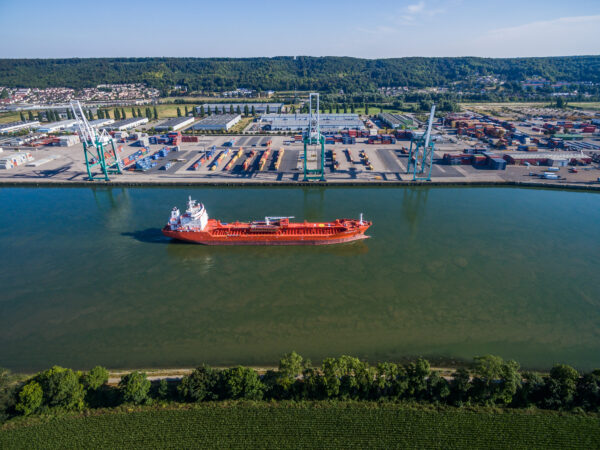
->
(398, 1, 445, 25)
(406, 1, 425, 14)
(473, 15, 600, 57)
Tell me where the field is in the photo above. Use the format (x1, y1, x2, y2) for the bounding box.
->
(1, 403, 598, 449)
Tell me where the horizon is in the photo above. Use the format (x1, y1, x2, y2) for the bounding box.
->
(1, 0, 599, 59)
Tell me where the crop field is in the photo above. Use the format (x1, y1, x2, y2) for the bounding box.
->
(1, 403, 598, 449)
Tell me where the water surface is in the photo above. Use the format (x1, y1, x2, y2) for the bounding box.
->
(1, 186, 599, 371)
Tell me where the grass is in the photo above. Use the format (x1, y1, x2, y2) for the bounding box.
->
(1, 402, 598, 449)
(0, 112, 22, 124)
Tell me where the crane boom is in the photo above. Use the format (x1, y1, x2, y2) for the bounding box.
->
(423, 104, 436, 149)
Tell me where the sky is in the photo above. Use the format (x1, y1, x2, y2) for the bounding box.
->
(0, 0, 599, 58)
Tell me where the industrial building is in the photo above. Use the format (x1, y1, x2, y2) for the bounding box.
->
(89, 118, 115, 128)
(197, 103, 283, 115)
(503, 151, 592, 166)
(106, 117, 149, 131)
(0, 121, 40, 134)
(154, 117, 195, 132)
(192, 114, 241, 131)
(261, 114, 365, 132)
(378, 113, 415, 129)
(36, 119, 78, 133)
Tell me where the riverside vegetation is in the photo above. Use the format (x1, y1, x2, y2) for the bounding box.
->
(1, 353, 600, 421)
(1, 353, 599, 448)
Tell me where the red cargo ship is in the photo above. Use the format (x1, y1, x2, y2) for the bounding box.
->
(162, 197, 371, 245)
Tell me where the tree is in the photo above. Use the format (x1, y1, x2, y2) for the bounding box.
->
(365, 103, 369, 115)
(251, 105, 255, 116)
(98, 109, 105, 119)
(36, 366, 85, 410)
(178, 365, 219, 402)
(343, 104, 348, 113)
(236, 105, 241, 115)
(153, 107, 158, 120)
(556, 97, 567, 109)
(218, 366, 263, 400)
(121, 108, 126, 119)
(449, 367, 471, 406)
(131, 107, 136, 117)
(82, 366, 109, 391)
(15, 381, 43, 416)
(114, 108, 121, 120)
(266, 105, 271, 114)
(542, 364, 579, 409)
(19, 112, 25, 121)
(243, 105, 249, 116)
(230, 105, 234, 114)
(200, 105, 205, 117)
(137, 108, 142, 118)
(222, 106, 226, 114)
(335, 104, 340, 114)
(426, 371, 450, 403)
(207, 106, 212, 116)
(405, 358, 430, 400)
(105, 110, 110, 119)
(184, 106, 189, 116)
(301, 367, 326, 400)
(145, 108, 151, 119)
(28, 111, 34, 121)
(157, 379, 169, 400)
(119, 371, 150, 405)
(471, 355, 520, 406)
(574, 370, 600, 411)
(177, 107, 182, 117)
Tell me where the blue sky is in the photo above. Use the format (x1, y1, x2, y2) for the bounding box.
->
(1, 0, 599, 58)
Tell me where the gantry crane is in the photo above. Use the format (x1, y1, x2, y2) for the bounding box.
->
(407, 104, 436, 181)
(70, 100, 122, 181)
(303, 93, 326, 181)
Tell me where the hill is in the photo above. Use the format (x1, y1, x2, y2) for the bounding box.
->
(1, 56, 599, 92)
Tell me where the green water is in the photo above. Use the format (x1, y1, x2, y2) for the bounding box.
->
(0, 186, 599, 372)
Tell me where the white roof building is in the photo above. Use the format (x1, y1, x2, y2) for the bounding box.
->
(36, 119, 78, 133)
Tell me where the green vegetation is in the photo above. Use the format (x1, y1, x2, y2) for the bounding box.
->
(2, 403, 599, 449)
(1, 56, 599, 94)
(1, 352, 600, 425)
(1, 353, 600, 447)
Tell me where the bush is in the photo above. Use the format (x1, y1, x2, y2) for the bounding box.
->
(35, 366, 85, 410)
(119, 371, 150, 405)
(15, 381, 43, 416)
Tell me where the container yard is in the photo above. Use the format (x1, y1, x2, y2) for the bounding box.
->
(0, 106, 599, 187)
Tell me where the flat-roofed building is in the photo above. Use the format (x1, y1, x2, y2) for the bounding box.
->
(192, 114, 241, 131)
(36, 119, 78, 133)
(0, 121, 40, 134)
(260, 113, 365, 132)
(106, 117, 149, 131)
(196, 103, 283, 115)
(154, 117, 195, 132)
(378, 113, 415, 129)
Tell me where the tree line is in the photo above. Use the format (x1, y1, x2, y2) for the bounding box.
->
(1, 56, 599, 93)
(1, 353, 599, 423)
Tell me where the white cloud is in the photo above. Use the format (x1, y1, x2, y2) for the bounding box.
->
(406, 1, 425, 14)
(470, 15, 600, 57)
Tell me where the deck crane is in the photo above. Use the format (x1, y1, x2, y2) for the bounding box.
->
(303, 93, 326, 181)
(70, 100, 122, 181)
(407, 104, 436, 181)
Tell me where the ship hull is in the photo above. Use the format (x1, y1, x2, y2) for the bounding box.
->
(162, 228, 370, 246)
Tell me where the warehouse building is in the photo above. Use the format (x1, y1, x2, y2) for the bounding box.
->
(197, 103, 283, 115)
(0, 121, 40, 134)
(106, 117, 149, 131)
(154, 117, 195, 132)
(260, 113, 365, 132)
(90, 118, 115, 128)
(378, 113, 415, 129)
(192, 114, 241, 131)
(36, 119, 78, 133)
(503, 151, 592, 166)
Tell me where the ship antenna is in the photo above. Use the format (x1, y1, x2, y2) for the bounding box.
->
(360, 213, 364, 225)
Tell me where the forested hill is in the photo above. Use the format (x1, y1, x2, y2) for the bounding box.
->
(1, 56, 599, 92)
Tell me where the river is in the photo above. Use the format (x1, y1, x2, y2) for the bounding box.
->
(0, 186, 599, 372)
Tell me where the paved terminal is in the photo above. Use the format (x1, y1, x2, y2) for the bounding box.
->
(1, 134, 600, 189)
